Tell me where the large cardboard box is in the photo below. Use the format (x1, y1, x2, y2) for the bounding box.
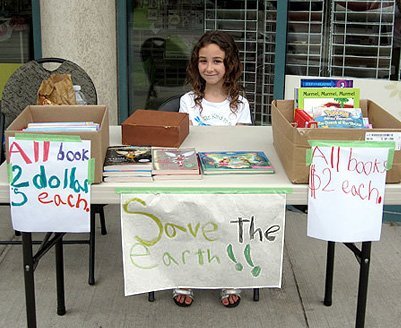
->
(5, 105, 109, 184)
(122, 109, 189, 147)
(272, 99, 401, 184)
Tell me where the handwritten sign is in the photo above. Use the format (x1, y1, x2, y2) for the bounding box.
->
(8, 136, 92, 232)
(120, 193, 286, 296)
(307, 142, 392, 242)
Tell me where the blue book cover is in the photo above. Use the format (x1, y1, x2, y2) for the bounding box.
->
(300, 79, 353, 88)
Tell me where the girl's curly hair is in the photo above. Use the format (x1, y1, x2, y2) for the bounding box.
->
(186, 30, 244, 113)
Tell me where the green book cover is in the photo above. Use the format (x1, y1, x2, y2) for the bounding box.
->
(297, 87, 360, 118)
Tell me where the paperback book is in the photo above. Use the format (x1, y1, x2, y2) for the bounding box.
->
(300, 78, 353, 88)
(152, 148, 201, 176)
(198, 151, 274, 175)
(24, 121, 100, 132)
(296, 87, 360, 119)
(103, 146, 152, 171)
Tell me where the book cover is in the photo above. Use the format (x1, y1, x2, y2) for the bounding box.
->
(300, 78, 353, 88)
(103, 146, 152, 170)
(297, 87, 360, 118)
(313, 107, 365, 129)
(152, 148, 200, 175)
(198, 151, 274, 174)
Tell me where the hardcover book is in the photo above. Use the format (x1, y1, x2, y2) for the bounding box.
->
(296, 87, 360, 119)
(152, 148, 200, 175)
(198, 151, 274, 174)
(103, 146, 152, 171)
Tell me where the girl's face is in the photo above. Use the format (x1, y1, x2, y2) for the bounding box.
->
(198, 43, 226, 87)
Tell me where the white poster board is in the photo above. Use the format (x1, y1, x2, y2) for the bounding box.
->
(120, 192, 286, 296)
(8, 135, 92, 232)
(307, 141, 393, 242)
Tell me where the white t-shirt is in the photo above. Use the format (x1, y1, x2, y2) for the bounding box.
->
(179, 91, 252, 126)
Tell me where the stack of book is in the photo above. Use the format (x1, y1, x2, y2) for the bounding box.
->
(102, 146, 153, 182)
(23, 121, 100, 132)
(198, 151, 275, 175)
(152, 147, 202, 180)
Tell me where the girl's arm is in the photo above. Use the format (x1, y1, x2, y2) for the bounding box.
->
(179, 93, 194, 125)
(236, 98, 253, 125)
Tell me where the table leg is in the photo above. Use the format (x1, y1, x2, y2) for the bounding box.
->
(324, 241, 335, 306)
(55, 233, 66, 316)
(22, 232, 37, 328)
(355, 242, 371, 328)
(88, 208, 96, 285)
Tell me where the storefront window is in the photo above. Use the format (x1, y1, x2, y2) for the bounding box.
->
(126, 1, 279, 125)
(0, 0, 33, 98)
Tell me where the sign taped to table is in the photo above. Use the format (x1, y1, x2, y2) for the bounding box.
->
(8, 135, 92, 232)
(307, 141, 393, 242)
(120, 192, 286, 296)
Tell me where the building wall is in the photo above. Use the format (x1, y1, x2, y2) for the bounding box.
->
(40, 0, 118, 124)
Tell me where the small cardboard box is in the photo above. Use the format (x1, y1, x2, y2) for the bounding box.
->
(272, 99, 401, 184)
(121, 109, 189, 147)
(5, 105, 110, 184)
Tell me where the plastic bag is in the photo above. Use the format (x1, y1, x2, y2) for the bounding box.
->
(37, 73, 76, 105)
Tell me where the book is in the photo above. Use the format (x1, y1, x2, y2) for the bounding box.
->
(103, 146, 152, 171)
(103, 176, 153, 183)
(23, 121, 100, 132)
(102, 170, 152, 177)
(313, 107, 365, 129)
(152, 148, 201, 175)
(198, 151, 275, 175)
(300, 78, 353, 88)
(152, 173, 202, 180)
(296, 87, 360, 119)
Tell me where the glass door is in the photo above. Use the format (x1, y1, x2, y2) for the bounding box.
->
(0, 0, 34, 99)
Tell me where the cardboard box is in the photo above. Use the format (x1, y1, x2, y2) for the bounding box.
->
(122, 109, 189, 147)
(272, 99, 401, 184)
(5, 105, 109, 184)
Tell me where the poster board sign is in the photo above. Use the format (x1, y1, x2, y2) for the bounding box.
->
(8, 134, 92, 232)
(120, 191, 286, 296)
(307, 141, 394, 242)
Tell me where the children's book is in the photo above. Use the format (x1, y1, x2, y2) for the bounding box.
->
(296, 87, 360, 119)
(152, 148, 201, 175)
(103, 146, 152, 170)
(103, 175, 153, 183)
(300, 78, 353, 88)
(198, 151, 275, 175)
(313, 107, 365, 129)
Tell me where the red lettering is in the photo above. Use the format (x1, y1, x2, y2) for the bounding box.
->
(9, 142, 32, 164)
(54, 194, 67, 206)
(38, 192, 52, 204)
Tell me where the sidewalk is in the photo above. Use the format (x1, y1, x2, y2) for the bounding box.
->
(0, 205, 400, 328)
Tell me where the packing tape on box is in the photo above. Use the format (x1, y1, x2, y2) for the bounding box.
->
(305, 140, 396, 170)
(115, 187, 293, 194)
(88, 158, 95, 185)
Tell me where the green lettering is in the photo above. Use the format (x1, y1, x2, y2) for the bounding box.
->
(130, 243, 158, 269)
(123, 198, 163, 246)
(202, 222, 218, 241)
(163, 252, 179, 266)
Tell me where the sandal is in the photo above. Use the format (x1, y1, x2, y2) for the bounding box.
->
(220, 288, 241, 308)
(173, 288, 194, 307)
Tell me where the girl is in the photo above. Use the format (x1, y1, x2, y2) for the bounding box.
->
(174, 30, 250, 309)
(179, 30, 252, 126)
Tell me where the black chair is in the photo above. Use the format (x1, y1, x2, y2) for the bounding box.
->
(0, 57, 107, 285)
(157, 94, 183, 112)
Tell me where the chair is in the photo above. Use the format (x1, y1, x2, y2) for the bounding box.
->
(1, 57, 97, 128)
(157, 94, 183, 112)
(0, 57, 106, 285)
